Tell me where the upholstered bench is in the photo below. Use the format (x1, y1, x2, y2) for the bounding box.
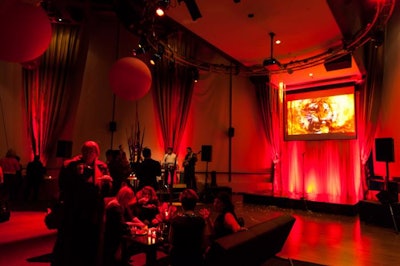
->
(205, 214, 296, 266)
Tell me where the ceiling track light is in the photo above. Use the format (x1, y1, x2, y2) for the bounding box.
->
(150, 44, 165, 65)
(150, 54, 162, 65)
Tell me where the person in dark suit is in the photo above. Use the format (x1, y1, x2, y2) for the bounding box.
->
(24, 155, 46, 201)
(183, 147, 198, 190)
(135, 147, 161, 191)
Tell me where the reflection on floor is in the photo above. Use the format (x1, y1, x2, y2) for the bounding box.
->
(1, 193, 400, 266)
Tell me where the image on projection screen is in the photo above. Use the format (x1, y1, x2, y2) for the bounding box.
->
(284, 85, 356, 141)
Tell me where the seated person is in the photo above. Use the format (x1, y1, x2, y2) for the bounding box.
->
(131, 186, 160, 226)
(103, 185, 145, 266)
(169, 189, 206, 266)
(199, 191, 245, 240)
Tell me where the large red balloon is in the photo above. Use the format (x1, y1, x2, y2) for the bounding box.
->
(109, 57, 152, 101)
(0, 2, 52, 63)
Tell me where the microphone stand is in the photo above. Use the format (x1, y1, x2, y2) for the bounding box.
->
(301, 152, 310, 212)
(169, 155, 177, 205)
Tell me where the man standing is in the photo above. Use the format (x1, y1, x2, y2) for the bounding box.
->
(183, 147, 198, 190)
(162, 147, 177, 189)
(135, 147, 162, 191)
(24, 155, 46, 201)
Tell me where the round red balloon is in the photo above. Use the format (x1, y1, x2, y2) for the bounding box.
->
(0, 2, 52, 63)
(109, 57, 152, 101)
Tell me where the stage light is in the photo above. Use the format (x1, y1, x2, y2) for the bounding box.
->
(156, 0, 169, 17)
(150, 44, 164, 65)
(132, 44, 146, 56)
(178, 0, 202, 21)
(156, 8, 164, 16)
(192, 67, 199, 82)
(150, 54, 161, 65)
(131, 36, 149, 56)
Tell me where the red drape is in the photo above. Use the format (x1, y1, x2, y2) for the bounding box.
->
(22, 23, 88, 164)
(152, 61, 195, 155)
(253, 76, 283, 193)
(358, 41, 385, 197)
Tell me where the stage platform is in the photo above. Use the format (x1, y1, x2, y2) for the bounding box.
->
(242, 192, 400, 230)
(242, 193, 360, 216)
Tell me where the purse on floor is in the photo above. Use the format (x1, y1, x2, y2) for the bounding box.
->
(0, 200, 10, 222)
(44, 201, 64, 229)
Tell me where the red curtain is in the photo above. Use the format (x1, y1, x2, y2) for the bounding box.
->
(358, 41, 385, 197)
(152, 61, 195, 155)
(280, 139, 362, 203)
(22, 23, 88, 164)
(253, 76, 283, 193)
(151, 32, 197, 156)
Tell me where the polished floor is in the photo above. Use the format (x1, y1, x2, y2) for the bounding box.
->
(1, 194, 400, 266)
(232, 195, 400, 266)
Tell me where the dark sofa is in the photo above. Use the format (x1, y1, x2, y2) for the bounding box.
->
(205, 214, 296, 266)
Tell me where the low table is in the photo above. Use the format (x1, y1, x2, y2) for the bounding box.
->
(122, 229, 168, 266)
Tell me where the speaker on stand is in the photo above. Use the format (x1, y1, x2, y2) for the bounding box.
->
(374, 138, 398, 233)
(375, 138, 394, 190)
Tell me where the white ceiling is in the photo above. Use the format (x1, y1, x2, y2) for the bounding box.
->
(165, 0, 362, 88)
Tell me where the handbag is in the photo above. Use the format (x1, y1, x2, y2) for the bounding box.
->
(0, 200, 10, 222)
(44, 201, 64, 229)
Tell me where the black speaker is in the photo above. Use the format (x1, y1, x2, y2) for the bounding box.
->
(201, 145, 212, 162)
(375, 138, 394, 162)
(56, 140, 73, 158)
(323, 54, 352, 71)
(228, 127, 235, 137)
(206, 215, 296, 266)
(109, 121, 117, 132)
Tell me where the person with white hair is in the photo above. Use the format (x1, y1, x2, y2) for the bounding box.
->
(52, 140, 113, 266)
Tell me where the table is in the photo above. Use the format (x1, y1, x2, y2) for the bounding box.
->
(122, 229, 167, 266)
